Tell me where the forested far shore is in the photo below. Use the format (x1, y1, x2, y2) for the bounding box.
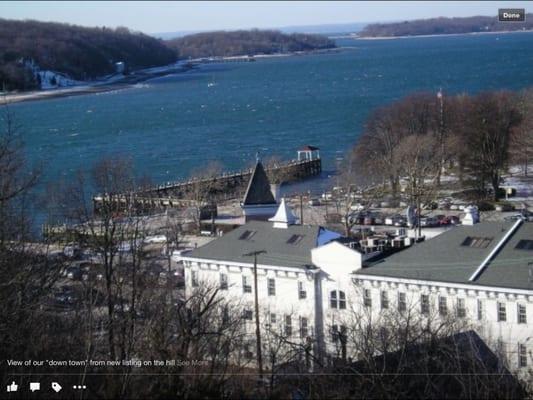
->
(0, 19, 176, 91)
(166, 29, 335, 59)
(359, 15, 533, 37)
(0, 19, 336, 92)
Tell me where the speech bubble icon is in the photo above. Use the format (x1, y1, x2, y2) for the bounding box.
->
(30, 382, 40, 392)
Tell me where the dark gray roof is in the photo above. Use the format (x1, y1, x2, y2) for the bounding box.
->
(242, 162, 276, 205)
(356, 221, 533, 291)
(186, 220, 322, 268)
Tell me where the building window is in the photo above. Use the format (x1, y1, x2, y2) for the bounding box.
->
(518, 304, 527, 324)
(267, 278, 276, 296)
(398, 292, 406, 313)
(220, 273, 228, 290)
(270, 313, 277, 324)
(438, 296, 447, 316)
(242, 276, 252, 293)
(242, 309, 253, 320)
(191, 270, 198, 287)
(239, 230, 256, 241)
(497, 302, 507, 322)
(298, 281, 307, 299)
(299, 317, 308, 338)
(339, 291, 346, 309)
(363, 289, 372, 308)
(519, 344, 528, 367)
(477, 299, 484, 320)
(330, 291, 337, 308)
(456, 298, 466, 318)
(461, 236, 493, 249)
(380, 290, 389, 310)
(287, 234, 304, 245)
(421, 294, 430, 315)
(330, 324, 347, 343)
(284, 315, 292, 337)
(330, 290, 347, 309)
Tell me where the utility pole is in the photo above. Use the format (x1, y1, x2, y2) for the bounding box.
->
(299, 193, 304, 224)
(243, 250, 266, 381)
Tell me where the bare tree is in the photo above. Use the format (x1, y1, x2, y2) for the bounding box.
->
(463, 91, 522, 201)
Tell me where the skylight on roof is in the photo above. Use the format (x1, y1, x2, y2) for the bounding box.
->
(461, 236, 493, 249)
(287, 234, 304, 245)
(515, 239, 533, 251)
(239, 230, 257, 241)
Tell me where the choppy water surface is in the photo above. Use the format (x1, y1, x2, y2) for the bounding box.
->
(11, 33, 533, 195)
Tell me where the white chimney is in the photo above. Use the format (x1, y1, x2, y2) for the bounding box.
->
(462, 205, 479, 225)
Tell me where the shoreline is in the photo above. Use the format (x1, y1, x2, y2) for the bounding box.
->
(354, 29, 533, 41)
(1, 63, 193, 105)
(1, 48, 340, 105)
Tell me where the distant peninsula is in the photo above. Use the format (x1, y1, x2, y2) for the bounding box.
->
(0, 19, 336, 93)
(359, 15, 533, 38)
(166, 29, 336, 59)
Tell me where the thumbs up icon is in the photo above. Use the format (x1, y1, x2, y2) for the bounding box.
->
(6, 381, 18, 392)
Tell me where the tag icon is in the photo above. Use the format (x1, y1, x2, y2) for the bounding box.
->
(51, 382, 62, 392)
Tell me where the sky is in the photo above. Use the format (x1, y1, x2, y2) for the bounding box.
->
(0, 1, 531, 34)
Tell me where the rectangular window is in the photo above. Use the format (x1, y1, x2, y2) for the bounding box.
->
(299, 317, 308, 338)
(242, 309, 253, 320)
(457, 298, 466, 318)
(477, 299, 484, 320)
(380, 290, 389, 310)
(461, 236, 493, 249)
(191, 270, 198, 287)
(519, 344, 528, 367)
(339, 291, 346, 309)
(298, 281, 307, 299)
(518, 304, 527, 324)
(398, 292, 406, 313)
(331, 324, 339, 342)
(498, 302, 507, 322)
(330, 291, 338, 308)
(270, 313, 277, 324)
(242, 276, 252, 293)
(220, 273, 228, 290)
(238, 230, 256, 241)
(284, 315, 292, 337)
(267, 278, 276, 296)
(515, 239, 533, 250)
(287, 234, 304, 245)
(421, 294, 430, 315)
(363, 289, 372, 308)
(438, 296, 447, 316)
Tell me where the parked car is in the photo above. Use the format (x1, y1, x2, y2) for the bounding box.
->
(308, 198, 320, 206)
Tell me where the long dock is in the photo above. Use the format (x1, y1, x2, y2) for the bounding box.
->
(93, 155, 321, 214)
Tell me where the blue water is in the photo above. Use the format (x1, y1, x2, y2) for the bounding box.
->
(10, 33, 533, 197)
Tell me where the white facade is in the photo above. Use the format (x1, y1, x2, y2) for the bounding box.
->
(178, 214, 533, 376)
(351, 272, 533, 377)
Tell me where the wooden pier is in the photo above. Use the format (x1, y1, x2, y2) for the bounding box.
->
(93, 150, 321, 214)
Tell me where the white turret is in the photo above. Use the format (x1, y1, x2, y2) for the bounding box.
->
(269, 198, 298, 229)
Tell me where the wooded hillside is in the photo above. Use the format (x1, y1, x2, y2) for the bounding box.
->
(0, 19, 177, 91)
(167, 29, 335, 59)
(359, 15, 533, 37)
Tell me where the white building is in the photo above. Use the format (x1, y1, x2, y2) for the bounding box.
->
(352, 217, 533, 377)
(179, 196, 532, 376)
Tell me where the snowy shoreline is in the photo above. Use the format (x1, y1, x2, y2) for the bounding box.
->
(1, 48, 342, 105)
(0, 61, 192, 105)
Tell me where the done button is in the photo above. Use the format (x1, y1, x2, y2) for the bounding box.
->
(498, 8, 525, 22)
